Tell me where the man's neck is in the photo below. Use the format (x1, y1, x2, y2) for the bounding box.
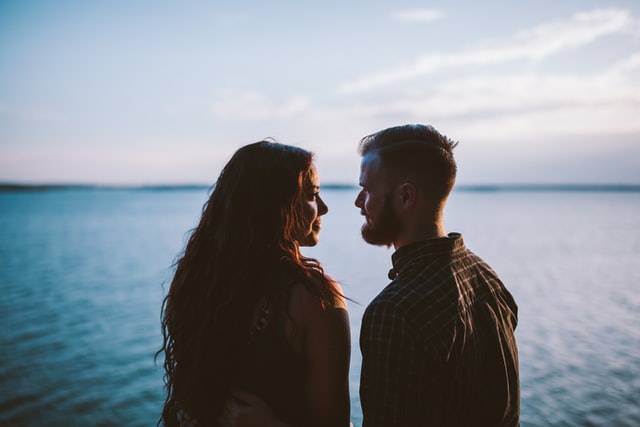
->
(393, 221, 446, 250)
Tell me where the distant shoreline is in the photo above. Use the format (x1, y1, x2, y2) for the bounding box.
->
(1, 183, 640, 193)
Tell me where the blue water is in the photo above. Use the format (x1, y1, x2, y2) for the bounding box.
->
(0, 187, 638, 426)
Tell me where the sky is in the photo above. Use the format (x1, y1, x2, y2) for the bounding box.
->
(1, 0, 639, 186)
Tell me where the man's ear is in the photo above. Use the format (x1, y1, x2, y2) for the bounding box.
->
(398, 182, 417, 209)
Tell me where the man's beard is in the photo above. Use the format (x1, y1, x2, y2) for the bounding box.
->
(361, 193, 402, 247)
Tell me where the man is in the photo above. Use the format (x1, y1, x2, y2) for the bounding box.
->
(355, 124, 519, 426)
(221, 124, 520, 426)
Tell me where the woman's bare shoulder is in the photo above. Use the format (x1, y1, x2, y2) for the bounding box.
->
(288, 275, 347, 313)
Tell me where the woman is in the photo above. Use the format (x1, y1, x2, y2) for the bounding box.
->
(158, 141, 351, 427)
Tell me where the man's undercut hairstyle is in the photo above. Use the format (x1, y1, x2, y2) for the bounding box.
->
(358, 124, 459, 203)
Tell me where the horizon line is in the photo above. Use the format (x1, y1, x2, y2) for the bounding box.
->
(1, 182, 640, 193)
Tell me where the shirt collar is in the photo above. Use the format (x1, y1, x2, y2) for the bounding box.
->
(389, 232, 466, 279)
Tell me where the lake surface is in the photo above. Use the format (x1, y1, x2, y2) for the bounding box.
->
(0, 187, 638, 426)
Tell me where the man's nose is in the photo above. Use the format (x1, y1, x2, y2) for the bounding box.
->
(355, 191, 363, 208)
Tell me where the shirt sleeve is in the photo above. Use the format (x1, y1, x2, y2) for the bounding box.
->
(359, 298, 414, 427)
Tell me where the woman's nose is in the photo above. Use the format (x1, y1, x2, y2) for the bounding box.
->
(318, 195, 328, 215)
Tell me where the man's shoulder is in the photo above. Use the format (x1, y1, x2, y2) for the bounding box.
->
(363, 276, 457, 326)
(367, 278, 418, 308)
(364, 284, 403, 316)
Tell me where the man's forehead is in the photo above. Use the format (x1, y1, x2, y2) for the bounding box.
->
(360, 153, 382, 176)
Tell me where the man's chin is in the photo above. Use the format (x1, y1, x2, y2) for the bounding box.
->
(361, 225, 394, 247)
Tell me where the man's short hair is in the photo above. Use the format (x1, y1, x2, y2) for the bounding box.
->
(358, 124, 458, 202)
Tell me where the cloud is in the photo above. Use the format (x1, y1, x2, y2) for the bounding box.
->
(336, 68, 640, 141)
(147, 8, 640, 176)
(391, 9, 444, 23)
(606, 51, 640, 74)
(204, 45, 640, 147)
(339, 8, 637, 94)
(493, 8, 635, 60)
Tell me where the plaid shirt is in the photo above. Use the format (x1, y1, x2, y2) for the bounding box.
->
(359, 233, 519, 427)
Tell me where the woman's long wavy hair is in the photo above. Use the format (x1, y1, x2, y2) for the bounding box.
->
(157, 141, 340, 426)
